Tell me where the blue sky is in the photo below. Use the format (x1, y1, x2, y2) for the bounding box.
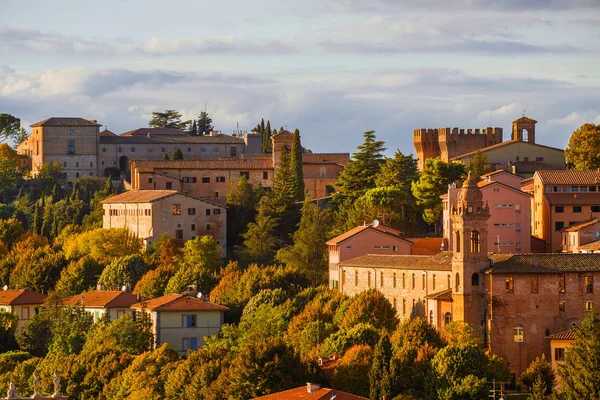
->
(0, 0, 599, 155)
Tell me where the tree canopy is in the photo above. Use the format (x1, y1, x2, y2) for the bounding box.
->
(148, 110, 190, 130)
(565, 123, 600, 170)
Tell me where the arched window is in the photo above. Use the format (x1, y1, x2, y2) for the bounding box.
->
(455, 272, 460, 292)
(470, 230, 480, 253)
(447, 274, 451, 289)
(429, 310, 434, 324)
(472, 273, 480, 286)
(455, 231, 461, 253)
(445, 312, 452, 325)
(514, 324, 524, 342)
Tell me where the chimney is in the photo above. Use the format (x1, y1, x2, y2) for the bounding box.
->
(96, 284, 104, 291)
(306, 383, 321, 393)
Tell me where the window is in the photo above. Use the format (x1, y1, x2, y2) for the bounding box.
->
(76, 172, 80, 178)
(393, 298, 396, 310)
(368, 271, 371, 287)
(380, 271, 384, 287)
(573, 206, 582, 213)
(555, 206, 564, 213)
(90, 162, 94, 167)
(433, 274, 436, 290)
(494, 223, 514, 228)
(183, 314, 197, 327)
(592, 206, 600, 212)
(118, 147, 123, 153)
(516, 223, 521, 232)
(263, 171, 268, 179)
(536, 157, 544, 162)
(202, 177, 210, 183)
(470, 230, 480, 252)
(191, 224, 196, 231)
(213, 146, 220, 152)
(148, 147, 154, 152)
(67, 140, 75, 154)
(524, 157, 529, 162)
(591, 186, 598, 192)
(131, 147, 136, 152)
(166, 182, 172, 189)
(403, 299, 406, 316)
(445, 312, 452, 324)
(493, 188, 499, 192)
(571, 186, 579, 192)
(240, 171, 250, 179)
(188, 208, 196, 215)
(412, 273, 416, 289)
(393, 273, 397, 288)
(68, 129, 74, 134)
(448, 275, 451, 290)
(531, 276, 538, 294)
(559, 275, 566, 293)
(472, 273, 479, 286)
(506, 277, 514, 293)
(402, 273, 406, 289)
(555, 221, 564, 231)
(161, 147, 166, 153)
(422, 273, 426, 290)
(559, 301, 566, 313)
(213, 208, 221, 215)
(182, 177, 197, 183)
(205, 209, 211, 216)
(513, 324, 524, 342)
(230, 146, 237, 157)
(206, 224, 211, 231)
(430, 310, 434, 324)
(216, 176, 226, 183)
(172, 204, 181, 215)
(355, 270, 358, 286)
(455, 231, 461, 253)
(555, 348, 565, 362)
(76, 161, 80, 168)
(494, 204, 513, 208)
(580, 186, 588, 192)
(187, 147, 192, 153)
(586, 301, 594, 311)
(586, 276, 594, 293)
(102, 147, 107, 153)
(515, 203, 521, 214)
(63, 162, 67, 167)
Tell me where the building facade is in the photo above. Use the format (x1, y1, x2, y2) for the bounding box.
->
(561, 219, 600, 253)
(532, 170, 600, 252)
(131, 293, 228, 355)
(102, 190, 227, 252)
(60, 289, 138, 322)
(0, 289, 47, 334)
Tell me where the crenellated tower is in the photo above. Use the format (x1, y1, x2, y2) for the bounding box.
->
(413, 128, 440, 171)
(450, 171, 490, 339)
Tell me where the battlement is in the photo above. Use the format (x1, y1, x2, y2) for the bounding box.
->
(437, 127, 503, 138)
(413, 128, 440, 139)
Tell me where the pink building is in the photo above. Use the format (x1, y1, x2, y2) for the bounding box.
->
(561, 218, 600, 253)
(327, 224, 413, 289)
(443, 172, 532, 254)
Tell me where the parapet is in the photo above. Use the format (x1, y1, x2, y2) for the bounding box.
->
(413, 128, 439, 138)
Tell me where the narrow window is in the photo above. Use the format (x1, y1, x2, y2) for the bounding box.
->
(206, 224, 211, 231)
(263, 171, 268, 179)
(402, 299, 406, 316)
(188, 208, 196, 215)
(506, 277, 514, 293)
(559, 301, 566, 313)
(586, 276, 594, 293)
(202, 177, 210, 183)
(422, 273, 426, 290)
(514, 324, 524, 342)
(166, 182, 172, 189)
(412, 273, 416, 289)
(531, 276, 538, 294)
(471, 273, 480, 286)
(447, 274, 451, 289)
(368, 271, 371, 288)
(393, 273, 397, 288)
(380, 271, 384, 287)
(355, 270, 358, 286)
(559, 276, 566, 294)
(433, 274, 436, 290)
(445, 312, 452, 325)
(402, 273, 406, 289)
(455, 231, 461, 253)
(455, 272, 460, 292)
(555, 348, 565, 361)
(205, 209, 211, 216)
(586, 301, 594, 312)
(470, 230, 480, 253)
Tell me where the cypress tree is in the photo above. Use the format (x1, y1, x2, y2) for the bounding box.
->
(369, 334, 392, 400)
(290, 129, 305, 201)
(190, 120, 197, 135)
(32, 200, 41, 235)
(265, 120, 272, 153)
(172, 148, 184, 160)
(270, 146, 295, 215)
(162, 153, 170, 161)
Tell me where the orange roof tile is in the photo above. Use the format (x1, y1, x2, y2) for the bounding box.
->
(545, 192, 600, 205)
(536, 170, 600, 185)
(546, 329, 575, 340)
(102, 190, 179, 204)
(302, 153, 350, 166)
(513, 116, 538, 124)
(561, 219, 600, 232)
(481, 170, 522, 178)
(477, 181, 532, 197)
(30, 117, 101, 127)
(340, 252, 453, 271)
(253, 386, 368, 400)
(578, 240, 600, 252)
(451, 140, 563, 161)
(425, 289, 453, 301)
(61, 290, 138, 308)
(0, 289, 47, 305)
(407, 238, 448, 255)
(99, 129, 117, 137)
(132, 159, 274, 172)
(131, 293, 229, 312)
(326, 225, 412, 245)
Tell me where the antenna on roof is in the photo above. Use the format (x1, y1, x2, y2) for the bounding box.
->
(372, 219, 380, 228)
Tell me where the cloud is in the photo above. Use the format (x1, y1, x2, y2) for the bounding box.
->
(549, 111, 600, 126)
(328, 0, 600, 12)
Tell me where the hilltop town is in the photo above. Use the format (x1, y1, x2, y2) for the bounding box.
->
(0, 109, 599, 400)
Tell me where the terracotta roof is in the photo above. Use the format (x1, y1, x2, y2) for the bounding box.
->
(339, 252, 453, 271)
(513, 116, 538, 124)
(425, 289, 453, 301)
(131, 293, 229, 312)
(536, 170, 600, 185)
(30, 117, 101, 127)
(407, 237, 448, 255)
(61, 290, 138, 308)
(545, 193, 600, 205)
(511, 161, 558, 174)
(486, 253, 600, 274)
(302, 153, 350, 166)
(326, 225, 412, 245)
(478, 181, 532, 197)
(121, 128, 187, 136)
(561, 219, 600, 232)
(578, 240, 600, 252)
(546, 329, 575, 341)
(0, 289, 47, 305)
(100, 134, 245, 144)
(102, 190, 179, 204)
(452, 140, 564, 161)
(481, 170, 522, 178)
(132, 158, 273, 172)
(99, 129, 117, 137)
(271, 130, 295, 139)
(253, 386, 368, 400)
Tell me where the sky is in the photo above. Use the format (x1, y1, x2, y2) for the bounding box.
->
(0, 0, 599, 156)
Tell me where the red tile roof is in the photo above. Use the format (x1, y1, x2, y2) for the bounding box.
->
(253, 386, 368, 400)
(132, 159, 274, 172)
(60, 290, 138, 308)
(536, 170, 600, 185)
(121, 127, 187, 136)
(481, 170, 522, 178)
(302, 153, 350, 166)
(425, 289, 453, 301)
(99, 129, 117, 137)
(561, 219, 600, 232)
(326, 225, 412, 245)
(407, 238, 448, 255)
(271, 130, 295, 139)
(339, 252, 453, 271)
(0, 289, 47, 305)
(131, 293, 229, 312)
(578, 240, 600, 252)
(546, 329, 575, 341)
(451, 140, 564, 161)
(30, 117, 101, 127)
(101, 190, 179, 204)
(545, 192, 600, 205)
(513, 116, 538, 124)
(486, 253, 600, 274)
(478, 181, 532, 197)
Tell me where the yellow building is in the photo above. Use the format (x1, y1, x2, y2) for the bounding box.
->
(131, 293, 229, 355)
(0, 289, 47, 334)
(60, 288, 138, 322)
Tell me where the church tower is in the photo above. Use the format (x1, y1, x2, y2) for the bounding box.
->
(511, 116, 537, 143)
(450, 171, 490, 339)
(271, 130, 294, 169)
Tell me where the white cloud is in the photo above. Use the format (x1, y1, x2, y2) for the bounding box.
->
(549, 111, 600, 126)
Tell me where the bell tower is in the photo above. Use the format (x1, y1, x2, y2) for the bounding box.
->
(450, 171, 490, 338)
(511, 116, 537, 143)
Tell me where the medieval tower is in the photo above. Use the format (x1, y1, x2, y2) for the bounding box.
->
(450, 171, 490, 339)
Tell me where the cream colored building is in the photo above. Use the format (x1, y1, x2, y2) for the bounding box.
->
(0, 289, 47, 334)
(102, 190, 227, 253)
(60, 288, 138, 322)
(131, 293, 229, 355)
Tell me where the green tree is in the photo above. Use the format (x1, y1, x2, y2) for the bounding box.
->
(520, 354, 554, 395)
(54, 256, 104, 297)
(190, 119, 198, 135)
(335, 131, 386, 200)
(226, 176, 264, 252)
(290, 129, 305, 201)
(62, 228, 141, 264)
(270, 145, 296, 215)
(239, 200, 278, 264)
(172, 148, 184, 160)
(197, 111, 214, 135)
(9, 244, 66, 293)
(0, 114, 21, 143)
(370, 334, 392, 400)
(276, 198, 330, 284)
(444, 321, 482, 346)
(375, 150, 419, 221)
(0, 144, 22, 193)
(468, 150, 492, 180)
(341, 289, 398, 332)
(558, 311, 600, 399)
(98, 254, 149, 290)
(36, 161, 66, 188)
(0, 310, 18, 352)
(17, 311, 51, 356)
(332, 344, 373, 398)
(162, 152, 170, 160)
(148, 110, 183, 129)
(0, 218, 24, 250)
(565, 123, 600, 170)
(411, 157, 466, 234)
(134, 264, 177, 299)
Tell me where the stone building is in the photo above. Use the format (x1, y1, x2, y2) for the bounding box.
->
(130, 132, 349, 200)
(102, 190, 227, 252)
(333, 173, 600, 381)
(531, 170, 600, 252)
(413, 116, 565, 176)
